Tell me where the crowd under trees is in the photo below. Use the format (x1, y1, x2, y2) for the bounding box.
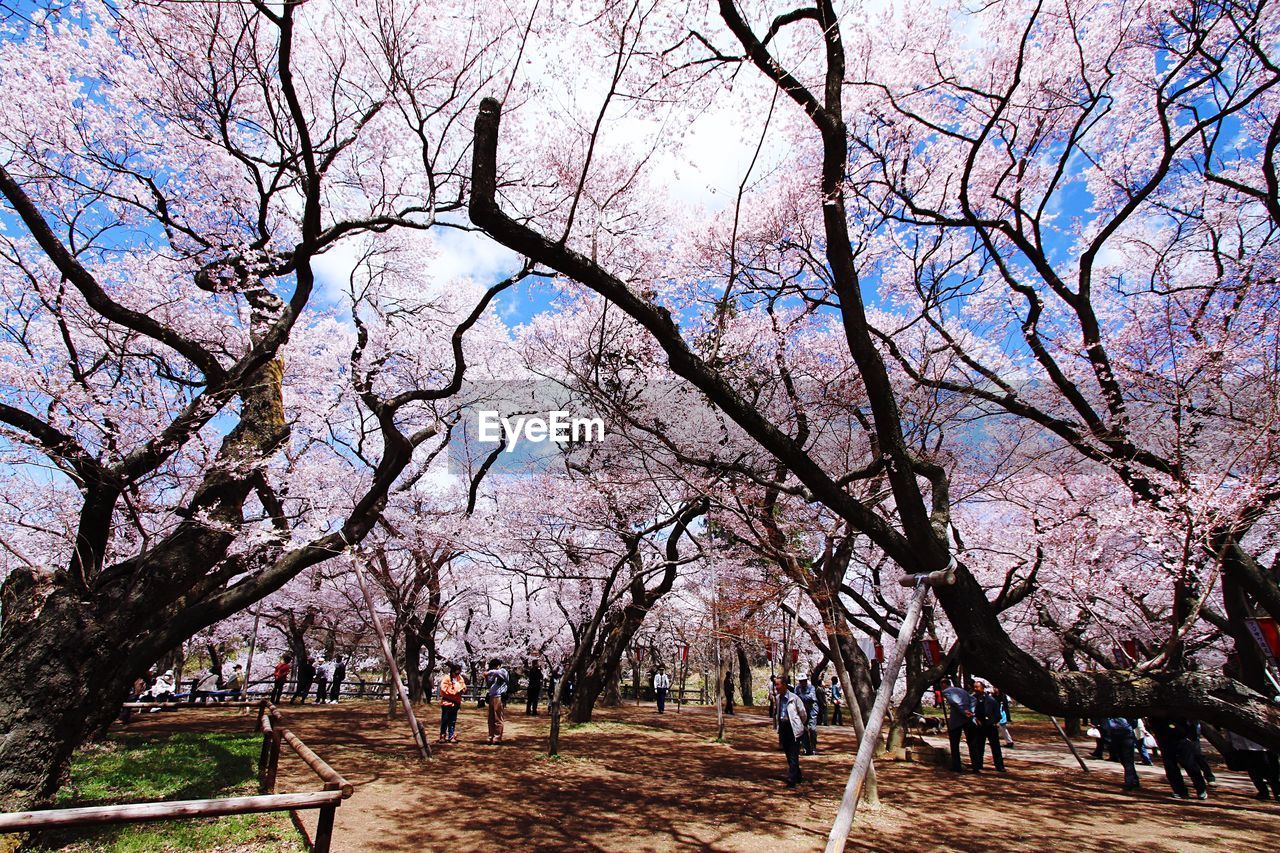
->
(1, 0, 1279, 811)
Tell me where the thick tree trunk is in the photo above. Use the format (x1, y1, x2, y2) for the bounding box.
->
(404, 629, 424, 703)
(0, 588, 127, 808)
(736, 642, 753, 706)
(886, 641, 935, 754)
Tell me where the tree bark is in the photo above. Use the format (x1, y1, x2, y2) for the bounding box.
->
(736, 642, 753, 706)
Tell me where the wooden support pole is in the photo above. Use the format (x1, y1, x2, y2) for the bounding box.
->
(350, 556, 431, 761)
(825, 579, 933, 853)
(282, 730, 353, 798)
(1049, 715, 1090, 773)
(313, 781, 340, 853)
(0, 791, 342, 832)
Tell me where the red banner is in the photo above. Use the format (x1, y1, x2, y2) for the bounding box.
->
(874, 643, 884, 663)
(1247, 617, 1280, 661)
(790, 648, 799, 664)
(923, 638, 941, 667)
(680, 644, 688, 662)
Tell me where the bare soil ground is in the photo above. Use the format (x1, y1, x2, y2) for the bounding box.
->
(117, 701, 1280, 852)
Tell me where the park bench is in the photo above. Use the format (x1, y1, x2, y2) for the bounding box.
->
(0, 700, 353, 853)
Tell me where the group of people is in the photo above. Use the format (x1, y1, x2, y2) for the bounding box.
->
(767, 672, 844, 748)
(1093, 715, 1280, 801)
(938, 678, 1014, 774)
(771, 674, 840, 787)
(269, 653, 348, 705)
(120, 663, 249, 722)
(437, 659, 513, 744)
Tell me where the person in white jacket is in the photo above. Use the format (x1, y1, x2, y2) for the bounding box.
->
(773, 675, 807, 787)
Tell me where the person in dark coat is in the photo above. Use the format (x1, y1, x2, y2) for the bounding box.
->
(972, 681, 1006, 772)
(1150, 716, 1208, 799)
(526, 661, 543, 715)
(1188, 721, 1217, 785)
(724, 670, 735, 715)
(1105, 717, 1141, 790)
(940, 678, 979, 772)
(795, 675, 818, 755)
(1226, 730, 1280, 800)
(329, 658, 346, 703)
(290, 656, 316, 704)
(1089, 716, 1110, 759)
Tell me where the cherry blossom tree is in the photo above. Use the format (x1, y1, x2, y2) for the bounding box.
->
(0, 0, 527, 805)
(467, 0, 1280, 746)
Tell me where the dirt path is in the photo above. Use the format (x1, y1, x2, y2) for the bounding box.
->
(121, 702, 1280, 851)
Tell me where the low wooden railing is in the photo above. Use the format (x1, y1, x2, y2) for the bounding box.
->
(0, 700, 352, 853)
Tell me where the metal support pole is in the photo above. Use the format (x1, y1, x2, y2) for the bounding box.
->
(350, 556, 431, 761)
(825, 575, 938, 853)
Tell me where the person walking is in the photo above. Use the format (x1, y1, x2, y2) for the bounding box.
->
(724, 669, 735, 715)
(1134, 718, 1155, 765)
(270, 655, 292, 705)
(314, 658, 334, 704)
(485, 658, 509, 744)
(795, 674, 818, 755)
(773, 676, 806, 788)
(1225, 730, 1280, 800)
(654, 667, 671, 714)
(526, 661, 543, 716)
(439, 663, 466, 743)
(972, 681, 1006, 772)
(1089, 716, 1111, 760)
(1150, 716, 1209, 800)
(828, 676, 843, 726)
(329, 658, 346, 703)
(1189, 722, 1217, 786)
(1105, 716, 1141, 790)
(992, 686, 1014, 748)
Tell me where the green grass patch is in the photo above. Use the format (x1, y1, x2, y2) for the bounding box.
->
(24, 731, 303, 852)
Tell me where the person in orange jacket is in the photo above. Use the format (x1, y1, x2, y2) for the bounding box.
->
(439, 663, 467, 743)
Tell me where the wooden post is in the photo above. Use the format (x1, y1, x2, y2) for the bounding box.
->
(313, 782, 339, 853)
(711, 550, 725, 741)
(350, 555, 431, 761)
(265, 727, 281, 795)
(241, 607, 262, 714)
(676, 644, 689, 713)
(825, 616, 878, 806)
(1049, 715, 1090, 773)
(258, 715, 274, 794)
(825, 574, 940, 853)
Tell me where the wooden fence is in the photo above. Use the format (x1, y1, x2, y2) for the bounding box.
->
(0, 700, 352, 853)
